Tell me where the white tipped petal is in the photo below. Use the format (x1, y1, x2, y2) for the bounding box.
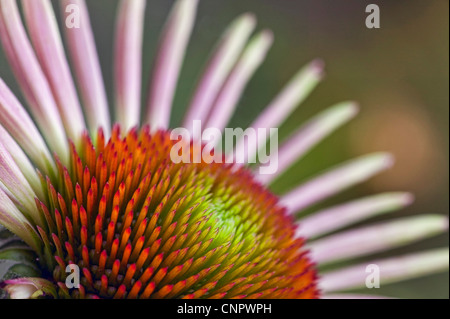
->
(0, 142, 42, 223)
(182, 13, 256, 131)
(21, 0, 86, 144)
(0, 188, 41, 252)
(320, 248, 450, 292)
(205, 30, 273, 133)
(308, 215, 449, 264)
(2, 283, 38, 299)
(297, 192, 414, 238)
(146, 0, 199, 130)
(0, 0, 69, 163)
(230, 59, 324, 164)
(280, 153, 394, 214)
(257, 102, 359, 184)
(61, 0, 111, 138)
(0, 125, 43, 198)
(0, 180, 19, 205)
(2, 278, 57, 299)
(114, 0, 146, 131)
(0, 79, 55, 174)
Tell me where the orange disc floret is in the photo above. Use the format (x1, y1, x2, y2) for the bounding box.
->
(33, 125, 319, 299)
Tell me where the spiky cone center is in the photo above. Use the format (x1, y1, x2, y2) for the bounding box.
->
(31, 125, 318, 299)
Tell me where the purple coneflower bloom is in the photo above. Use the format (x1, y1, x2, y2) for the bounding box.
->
(0, 0, 448, 299)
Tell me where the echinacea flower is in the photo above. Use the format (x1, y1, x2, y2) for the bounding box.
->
(0, 0, 448, 299)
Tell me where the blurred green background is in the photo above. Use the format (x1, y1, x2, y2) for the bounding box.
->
(0, 0, 448, 298)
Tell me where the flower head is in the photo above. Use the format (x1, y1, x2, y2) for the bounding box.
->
(0, 0, 448, 299)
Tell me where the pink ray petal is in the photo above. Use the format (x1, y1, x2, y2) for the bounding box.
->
(0, 125, 43, 197)
(182, 13, 256, 132)
(319, 248, 449, 292)
(308, 215, 448, 264)
(0, 188, 41, 253)
(114, 0, 146, 131)
(145, 0, 199, 130)
(205, 30, 273, 133)
(0, 143, 38, 211)
(256, 102, 358, 185)
(2, 277, 57, 299)
(22, 0, 86, 144)
(1, 281, 40, 299)
(0, 0, 69, 163)
(0, 78, 55, 174)
(0, 143, 46, 228)
(280, 153, 394, 215)
(229, 60, 324, 164)
(0, 180, 19, 206)
(61, 0, 111, 139)
(296, 192, 414, 238)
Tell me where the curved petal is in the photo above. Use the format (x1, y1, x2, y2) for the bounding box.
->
(257, 102, 359, 184)
(319, 248, 450, 292)
(296, 192, 414, 238)
(0, 188, 41, 252)
(0, 78, 55, 175)
(145, 0, 199, 130)
(230, 60, 324, 164)
(1, 277, 57, 299)
(21, 0, 86, 145)
(205, 30, 273, 133)
(0, 142, 44, 227)
(61, 0, 111, 139)
(0, 125, 43, 198)
(0, 0, 69, 163)
(308, 215, 449, 264)
(182, 13, 256, 131)
(280, 153, 394, 214)
(114, 0, 146, 131)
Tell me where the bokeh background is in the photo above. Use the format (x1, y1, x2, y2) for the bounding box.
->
(0, 0, 448, 298)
